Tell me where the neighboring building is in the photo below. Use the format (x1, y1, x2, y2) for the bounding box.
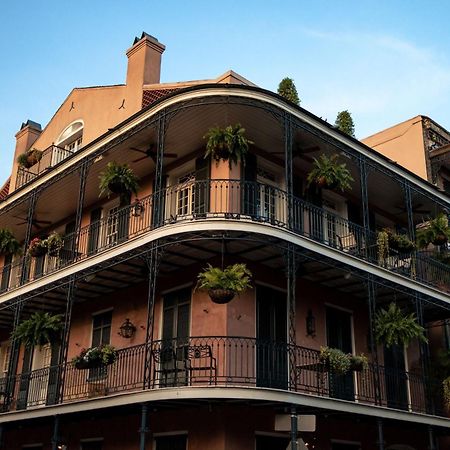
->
(362, 116, 450, 192)
(0, 32, 450, 450)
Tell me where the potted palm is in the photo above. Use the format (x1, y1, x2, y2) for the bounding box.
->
(0, 229, 21, 255)
(374, 302, 427, 348)
(72, 344, 117, 369)
(196, 263, 252, 304)
(203, 124, 253, 168)
(307, 154, 354, 192)
(99, 161, 140, 206)
(11, 312, 63, 347)
(416, 213, 450, 247)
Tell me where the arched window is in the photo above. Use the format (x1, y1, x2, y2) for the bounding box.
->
(53, 120, 84, 165)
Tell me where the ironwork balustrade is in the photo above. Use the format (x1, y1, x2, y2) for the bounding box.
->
(0, 337, 442, 417)
(0, 180, 449, 295)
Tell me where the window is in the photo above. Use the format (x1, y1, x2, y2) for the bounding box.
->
(92, 311, 112, 347)
(155, 435, 187, 450)
(176, 172, 195, 217)
(106, 206, 119, 247)
(54, 120, 83, 165)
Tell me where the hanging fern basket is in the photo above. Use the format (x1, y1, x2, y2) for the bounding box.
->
(208, 288, 236, 304)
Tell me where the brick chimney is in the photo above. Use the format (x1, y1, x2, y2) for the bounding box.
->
(125, 32, 165, 112)
(11, 120, 42, 191)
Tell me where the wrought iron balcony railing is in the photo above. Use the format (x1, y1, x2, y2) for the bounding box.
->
(0, 337, 442, 417)
(0, 180, 449, 295)
(15, 145, 75, 189)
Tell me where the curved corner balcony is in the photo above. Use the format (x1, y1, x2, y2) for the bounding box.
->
(0, 337, 442, 418)
(0, 180, 449, 298)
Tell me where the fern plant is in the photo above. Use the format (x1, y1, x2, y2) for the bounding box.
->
(197, 263, 252, 292)
(0, 229, 20, 255)
(203, 124, 253, 168)
(374, 302, 427, 348)
(99, 161, 140, 206)
(11, 312, 63, 347)
(416, 213, 450, 248)
(306, 154, 354, 192)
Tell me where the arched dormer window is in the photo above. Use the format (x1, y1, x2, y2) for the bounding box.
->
(53, 120, 84, 165)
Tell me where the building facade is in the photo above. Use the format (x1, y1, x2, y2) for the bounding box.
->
(0, 33, 449, 450)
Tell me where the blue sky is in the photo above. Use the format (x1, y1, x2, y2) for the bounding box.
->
(1, 0, 449, 184)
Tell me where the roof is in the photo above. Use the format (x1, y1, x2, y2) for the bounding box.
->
(0, 178, 10, 201)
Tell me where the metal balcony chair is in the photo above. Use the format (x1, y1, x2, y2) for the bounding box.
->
(151, 346, 187, 388)
(183, 345, 217, 385)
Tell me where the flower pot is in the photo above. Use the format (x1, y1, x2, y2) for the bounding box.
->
(433, 234, 448, 246)
(27, 153, 39, 167)
(29, 246, 47, 257)
(350, 360, 365, 372)
(74, 359, 100, 370)
(208, 288, 236, 304)
(108, 181, 126, 194)
(316, 177, 338, 190)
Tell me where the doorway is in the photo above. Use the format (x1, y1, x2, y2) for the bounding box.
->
(256, 286, 288, 389)
(384, 344, 408, 410)
(326, 306, 354, 400)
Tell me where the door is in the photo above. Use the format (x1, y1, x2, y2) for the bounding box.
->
(306, 184, 323, 241)
(89, 311, 112, 381)
(257, 168, 279, 224)
(326, 307, 354, 400)
(160, 288, 191, 386)
(28, 344, 52, 407)
(0, 253, 12, 292)
(193, 156, 210, 218)
(242, 152, 257, 216)
(384, 344, 408, 410)
(87, 208, 102, 255)
(256, 286, 288, 389)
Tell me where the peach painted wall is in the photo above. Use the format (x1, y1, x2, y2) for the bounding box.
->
(362, 116, 428, 180)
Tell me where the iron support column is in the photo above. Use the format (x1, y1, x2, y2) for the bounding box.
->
(143, 241, 163, 389)
(3, 302, 24, 411)
(359, 158, 371, 260)
(377, 418, 385, 450)
(286, 244, 298, 389)
(428, 426, 436, 450)
(367, 275, 382, 405)
(54, 277, 77, 404)
(51, 415, 60, 450)
(20, 190, 39, 283)
(139, 403, 149, 450)
(404, 182, 416, 242)
(290, 406, 298, 450)
(73, 160, 91, 255)
(284, 114, 294, 229)
(153, 114, 166, 227)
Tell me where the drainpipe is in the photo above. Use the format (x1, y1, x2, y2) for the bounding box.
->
(139, 403, 149, 450)
(428, 426, 436, 450)
(290, 406, 298, 450)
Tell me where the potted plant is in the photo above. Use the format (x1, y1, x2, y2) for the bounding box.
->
(381, 228, 415, 254)
(99, 161, 140, 206)
(16, 149, 43, 169)
(416, 213, 450, 248)
(196, 263, 252, 304)
(46, 232, 63, 256)
(319, 347, 351, 375)
(349, 354, 368, 372)
(203, 124, 253, 168)
(374, 302, 428, 348)
(377, 230, 390, 263)
(306, 154, 354, 192)
(28, 237, 48, 257)
(11, 312, 63, 347)
(0, 229, 21, 255)
(72, 344, 117, 369)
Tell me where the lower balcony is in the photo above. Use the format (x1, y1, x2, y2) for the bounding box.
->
(1, 337, 442, 418)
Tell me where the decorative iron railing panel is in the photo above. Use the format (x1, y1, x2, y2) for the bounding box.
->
(1, 337, 443, 417)
(1, 180, 449, 296)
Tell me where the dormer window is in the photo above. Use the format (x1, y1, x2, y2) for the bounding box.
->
(53, 120, 84, 165)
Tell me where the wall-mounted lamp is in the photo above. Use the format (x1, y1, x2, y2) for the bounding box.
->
(132, 200, 144, 217)
(118, 318, 136, 339)
(306, 309, 316, 337)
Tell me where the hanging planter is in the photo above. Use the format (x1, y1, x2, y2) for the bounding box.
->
(46, 232, 63, 256)
(28, 237, 48, 257)
(319, 347, 351, 375)
(374, 302, 428, 348)
(11, 312, 63, 347)
(99, 161, 140, 206)
(416, 213, 450, 248)
(203, 124, 253, 168)
(0, 229, 21, 255)
(196, 263, 252, 304)
(72, 344, 117, 369)
(306, 154, 354, 192)
(349, 354, 368, 372)
(16, 149, 43, 169)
